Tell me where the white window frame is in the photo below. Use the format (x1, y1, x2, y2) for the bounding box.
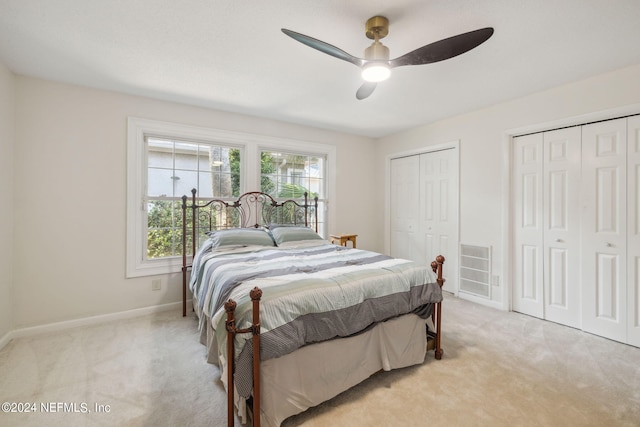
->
(126, 117, 336, 278)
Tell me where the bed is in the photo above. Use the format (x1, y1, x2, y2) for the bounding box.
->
(181, 190, 445, 427)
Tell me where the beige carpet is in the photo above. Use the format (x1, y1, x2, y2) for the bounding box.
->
(1, 293, 639, 427)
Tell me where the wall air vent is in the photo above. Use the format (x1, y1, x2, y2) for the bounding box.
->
(459, 244, 491, 298)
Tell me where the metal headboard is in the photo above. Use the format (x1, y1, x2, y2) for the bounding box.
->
(180, 189, 319, 316)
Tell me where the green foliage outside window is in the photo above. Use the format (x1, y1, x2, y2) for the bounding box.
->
(147, 200, 184, 259)
(260, 151, 276, 195)
(147, 149, 318, 259)
(147, 148, 241, 259)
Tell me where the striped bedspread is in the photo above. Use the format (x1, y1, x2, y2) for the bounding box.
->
(189, 240, 442, 397)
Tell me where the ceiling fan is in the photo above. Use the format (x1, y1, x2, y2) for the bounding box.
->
(282, 16, 494, 100)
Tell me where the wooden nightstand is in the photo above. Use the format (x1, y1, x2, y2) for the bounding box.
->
(330, 234, 357, 248)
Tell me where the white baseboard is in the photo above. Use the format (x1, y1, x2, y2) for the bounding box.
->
(0, 299, 193, 350)
(457, 291, 504, 311)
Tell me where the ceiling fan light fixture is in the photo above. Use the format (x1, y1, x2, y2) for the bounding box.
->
(362, 38, 390, 83)
(361, 62, 391, 82)
(282, 15, 494, 100)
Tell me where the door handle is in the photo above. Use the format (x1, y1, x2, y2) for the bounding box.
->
(606, 242, 613, 247)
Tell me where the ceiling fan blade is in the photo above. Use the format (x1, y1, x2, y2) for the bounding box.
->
(281, 28, 364, 67)
(356, 82, 377, 100)
(390, 27, 494, 68)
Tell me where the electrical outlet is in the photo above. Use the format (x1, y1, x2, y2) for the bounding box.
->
(151, 279, 161, 291)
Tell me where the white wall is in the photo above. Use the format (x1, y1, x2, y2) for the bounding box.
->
(12, 76, 375, 328)
(375, 62, 640, 309)
(0, 63, 15, 342)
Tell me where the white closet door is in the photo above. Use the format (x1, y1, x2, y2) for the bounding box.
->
(390, 149, 459, 293)
(543, 127, 582, 328)
(581, 118, 627, 343)
(513, 129, 581, 326)
(513, 133, 544, 318)
(419, 149, 458, 294)
(628, 116, 640, 347)
(390, 155, 420, 261)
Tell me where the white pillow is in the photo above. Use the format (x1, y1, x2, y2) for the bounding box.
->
(269, 227, 323, 246)
(208, 228, 275, 248)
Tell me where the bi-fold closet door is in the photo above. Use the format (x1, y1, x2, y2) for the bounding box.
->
(390, 148, 459, 294)
(513, 116, 640, 347)
(581, 116, 640, 346)
(512, 127, 581, 328)
(628, 116, 640, 346)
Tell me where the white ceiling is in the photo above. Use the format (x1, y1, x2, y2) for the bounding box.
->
(1, 0, 640, 138)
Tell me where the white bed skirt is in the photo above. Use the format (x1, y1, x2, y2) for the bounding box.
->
(195, 298, 428, 426)
(259, 313, 427, 426)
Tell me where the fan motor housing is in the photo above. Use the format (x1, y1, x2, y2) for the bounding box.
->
(364, 41, 390, 61)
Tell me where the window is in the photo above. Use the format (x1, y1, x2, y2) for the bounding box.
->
(146, 137, 241, 259)
(260, 150, 327, 236)
(127, 117, 335, 278)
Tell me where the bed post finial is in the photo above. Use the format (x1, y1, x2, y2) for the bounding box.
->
(224, 299, 237, 315)
(430, 255, 446, 288)
(250, 287, 263, 301)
